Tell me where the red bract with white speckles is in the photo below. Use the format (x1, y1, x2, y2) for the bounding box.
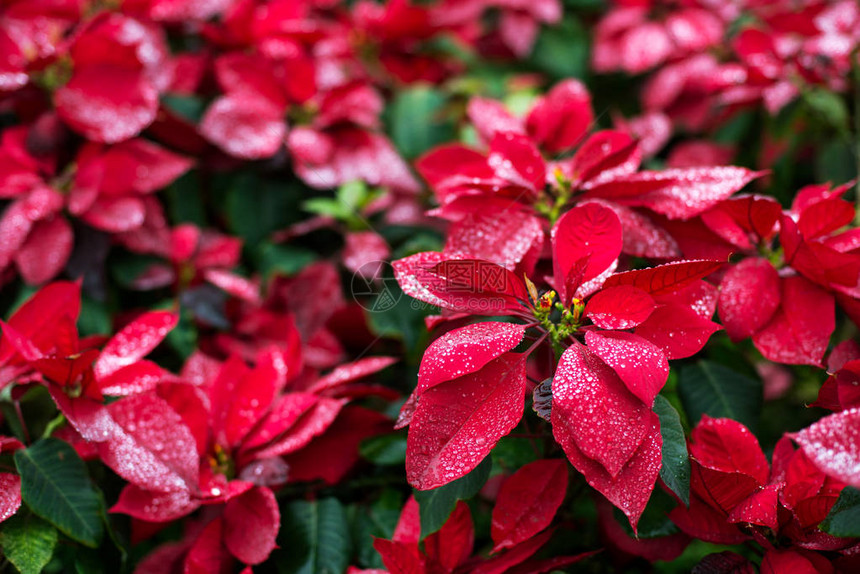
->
(416, 80, 760, 271)
(0, 472, 21, 525)
(592, 2, 725, 75)
(668, 417, 853, 552)
(407, 352, 527, 489)
(0, 284, 180, 442)
(793, 408, 860, 490)
(395, 202, 724, 528)
(2, 0, 860, 569)
(54, 13, 167, 143)
(708, 185, 860, 366)
(112, 347, 392, 568)
(0, 123, 191, 285)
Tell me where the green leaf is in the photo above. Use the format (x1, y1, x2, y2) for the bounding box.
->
(491, 436, 539, 476)
(365, 283, 432, 361)
(349, 490, 403, 569)
(713, 110, 757, 145)
(563, 0, 605, 9)
(387, 86, 455, 159)
(653, 395, 690, 505)
(14, 439, 104, 547)
(77, 296, 110, 338)
(226, 175, 301, 246)
(160, 94, 206, 123)
(360, 434, 407, 466)
(821, 487, 860, 537)
(678, 361, 762, 430)
(0, 402, 27, 443)
(337, 180, 369, 213)
(7, 284, 38, 316)
(255, 242, 316, 279)
(108, 253, 161, 288)
(302, 197, 351, 220)
(0, 512, 57, 574)
(413, 456, 491, 539)
(277, 498, 351, 574)
(815, 139, 858, 185)
(503, 91, 539, 117)
(614, 488, 680, 539)
(803, 89, 850, 132)
(528, 16, 589, 80)
(165, 305, 197, 361)
(165, 171, 207, 227)
(73, 548, 105, 574)
(388, 228, 443, 259)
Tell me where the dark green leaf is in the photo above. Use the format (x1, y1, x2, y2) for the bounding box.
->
(387, 86, 454, 159)
(528, 16, 589, 80)
(165, 305, 198, 360)
(77, 296, 110, 338)
(14, 439, 104, 547)
(0, 511, 57, 574)
(491, 436, 539, 475)
(74, 548, 105, 574)
(108, 253, 161, 288)
(413, 456, 491, 538)
(653, 395, 690, 505)
(615, 488, 680, 539)
(803, 89, 850, 132)
(678, 361, 762, 430)
(0, 402, 27, 443)
(815, 139, 857, 185)
(360, 434, 407, 466)
(713, 110, 756, 145)
(563, 0, 605, 9)
(277, 498, 351, 574)
(6, 284, 38, 317)
(389, 232, 444, 261)
(255, 242, 316, 279)
(160, 94, 206, 123)
(821, 487, 860, 537)
(365, 283, 432, 361)
(227, 175, 301, 246)
(349, 489, 403, 569)
(383, 226, 443, 254)
(165, 171, 207, 227)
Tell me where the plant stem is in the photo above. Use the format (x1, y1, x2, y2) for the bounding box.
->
(41, 412, 66, 440)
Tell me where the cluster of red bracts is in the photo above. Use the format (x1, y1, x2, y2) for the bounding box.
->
(0, 279, 396, 571)
(594, 0, 860, 131)
(1, 0, 860, 572)
(0, 0, 562, 291)
(0, 1, 578, 570)
(394, 204, 725, 528)
(387, 69, 860, 570)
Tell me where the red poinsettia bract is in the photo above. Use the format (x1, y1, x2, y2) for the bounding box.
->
(394, 201, 723, 528)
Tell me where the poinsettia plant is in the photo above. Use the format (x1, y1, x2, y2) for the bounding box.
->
(1, 0, 860, 572)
